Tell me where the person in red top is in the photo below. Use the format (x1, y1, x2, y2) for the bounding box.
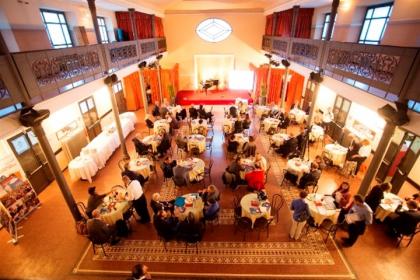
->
(245, 163, 265, 191)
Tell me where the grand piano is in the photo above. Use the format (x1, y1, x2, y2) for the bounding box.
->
(200, 79, 219, 94)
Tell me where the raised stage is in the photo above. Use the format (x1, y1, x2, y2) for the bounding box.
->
(176, 89, 253, 106)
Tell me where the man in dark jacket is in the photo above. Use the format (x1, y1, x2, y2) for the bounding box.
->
(386, 200, 420, 236)
(86, 186, 107, 218)
(87, 209, 119, 245)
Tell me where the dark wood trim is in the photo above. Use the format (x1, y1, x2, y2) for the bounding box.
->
(325, 0, 339, 41)
(54, 147, 62, 155)
(100, 109, 112, 119)
(406, 177, 420, 190)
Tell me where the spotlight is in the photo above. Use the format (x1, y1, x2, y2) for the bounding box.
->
(281, 59, 290, 68)
(309, 71, 323, 83)
(270, 60, 280, 67)
(156, 54, 163, 60)
(104, 74, 118, 85)
(264, 53, 272, 59)
(138, 61, 147, 68)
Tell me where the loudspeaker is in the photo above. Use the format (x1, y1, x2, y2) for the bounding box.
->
(377, 103, 409, 126)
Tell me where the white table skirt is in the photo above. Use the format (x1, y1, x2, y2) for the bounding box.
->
(240, 193, 271, 228)
(68, 156, 98, 183)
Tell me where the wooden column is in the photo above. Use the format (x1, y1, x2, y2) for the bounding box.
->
(325, 0, 340, 41)
(87, 0, 102, 44)
(128, 8, 138, 40)
(290, 5, 300, 38)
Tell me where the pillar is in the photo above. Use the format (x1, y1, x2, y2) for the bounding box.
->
(138, 62, 149, 113)
(325, 0, 339, 41)
(280, 67, 289, 109)
(104, 74, 130, 160)
(156, 56, 163, 103)
(19, 108, 82, 222)
(290, 5, 300, 38)
(128, 8, 138, 41)
(307, 72, 323, 125)
(358, 122, 396, 196)
(87, 0, 102, 44)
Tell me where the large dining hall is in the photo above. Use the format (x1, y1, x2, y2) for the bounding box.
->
(0, 0, 419, 279)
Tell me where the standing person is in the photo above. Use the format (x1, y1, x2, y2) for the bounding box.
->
(322, 107, 334, 135)
(350, 139, 371, 175)
(122, 175, 151, 224)
(365, 182, 391, 213)
(290, 191, 310, 240)
(130, 263, 152, 280)
(152, 101, 160, 118)
(341, 195, 373, 247)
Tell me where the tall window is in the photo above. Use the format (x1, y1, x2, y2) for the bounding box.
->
(97, 17, 109, 44)
(321, 13, 334, 40)
(40, 9, 73, 48)
(358, 3, 393, 45)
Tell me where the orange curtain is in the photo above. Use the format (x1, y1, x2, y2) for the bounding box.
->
(154, 17, 165, 37)
(143, 68, 160, 104)
(285, 70, 305, 111)
(251, 64, 269, 100)
(160, 69, 171, 101)
(267, 68, 285, 104)
(265, 14, 274, 35)
(123, 71, 144, 110)
(172, 63, 179, 93)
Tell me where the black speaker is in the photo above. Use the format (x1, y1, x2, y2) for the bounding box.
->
(377, 103, 409, 126)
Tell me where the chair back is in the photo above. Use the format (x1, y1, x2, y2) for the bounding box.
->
(76, 202, 89, 220)
(254, 217, 269, 229)
(271, 194, 285, 212)
(237, 217, 253, 229)
(118, 159, 129, 171)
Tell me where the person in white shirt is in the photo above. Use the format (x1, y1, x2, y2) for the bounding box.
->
(122, 175, 150, 224)
(255, 153, 268, 172)
(322, 107, 334, 134)
(350, 139, 371, 175)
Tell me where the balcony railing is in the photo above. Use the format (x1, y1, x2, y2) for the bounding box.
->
(4, 37, 167, 106)
(262, 35, 420, 102)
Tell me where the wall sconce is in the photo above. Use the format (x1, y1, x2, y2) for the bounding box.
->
(281, 59, 290, 68)
(138, 61, 147, 69)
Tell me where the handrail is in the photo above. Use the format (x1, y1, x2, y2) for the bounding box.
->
(262, 35, 420, 102)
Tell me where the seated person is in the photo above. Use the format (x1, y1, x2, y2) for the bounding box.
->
(276, 133, 298, 157)
(178, 212, 204, 240)
(145, 116, 154, 130)
(156, 133, 171, 157)
(234, 119, 243, 134)
(244, 163, 265, 191)
(133, 138, 151, 156)
(242, 114, 251, 129)
(227, 134, 239, 153)
(152, 101, 160, 117)
(332, 182, 352, 209)
(314, 155, 326, 171)
(255, 153, 267, 172)
(121, 162, 147, 185)
(159, 104, 169, 118)
(203, 198, 220, 219)
(175, 134, 188, 152)
(365, 183, 391, 213)
(86, 186, 107, 218)
(386, 200, 420, 237)
(229, 106, 238, 118)
(278, 113, 290, 130)
(298, 163, 321, 189)
(198, 105, 207, 119)
(189, 106, 198, 119)
(222, 168, 237, 189)
(87, 209, 119, 245)
(176, 108, 187, 121)
(153, 209, 179, 238)
(150, 193, 174, 215)
(172, 163, 189, 186)
(228, 157, 243, 181)
(160, 157, 177, 179)
(405, 193, 420, 208)
(243, 136, 257, 157)
(199, 184, 220, 203)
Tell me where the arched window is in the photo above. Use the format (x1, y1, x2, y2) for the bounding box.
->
(196, 18, 232, 43)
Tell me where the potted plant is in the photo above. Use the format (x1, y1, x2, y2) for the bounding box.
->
(167, 84, 176, 105)
(259, 83, 267, 105)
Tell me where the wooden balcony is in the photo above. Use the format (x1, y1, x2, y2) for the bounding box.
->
(1, 38, 167, 107)
(262, 35, 420, 102)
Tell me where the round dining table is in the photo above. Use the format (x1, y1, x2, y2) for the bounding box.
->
(272, 133, 290, 146)
(309, 125, 324, 142)
(324, 143, 348, 167)
(191, 119, 207, 134)
(289, 108, 307, 124)
(174, 193, 204, 221)
(141, 135, 162, 153)
(287, 157, 311, 183)
(254, 105, 270, 117)
(178, 157, 205, 182)
(128, 157, 152, 179)
(234, 133, 249, 152)
(305, 193, 340, 226)
(97, 193, 131, 225)
(263, 118, 280, 133)
(240, 193, 271, 228)
(153, 119, 170, 134)
(375, 192, 407, 222)
(68, 156, 98, 183)
(187, 134, 206, 153)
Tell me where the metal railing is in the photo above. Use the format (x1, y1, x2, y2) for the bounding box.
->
(262, 35, 420, 102)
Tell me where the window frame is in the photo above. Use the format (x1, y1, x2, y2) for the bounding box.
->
(333, 95, 352, 127)
(97, 16, 109, 44)
(358, 2, 393, 45)
(40, 8, 73, 48)
(321, 13, 331, 40)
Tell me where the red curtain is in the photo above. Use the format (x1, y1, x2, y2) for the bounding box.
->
(123, 71, 144, 110)
(115, 12, 133, 40)
(135, 12, 153, 39)
(285, 70, 305, 111)
(155, 17, 165, 37)
(274, 10, 293, 37)
(295, 8, 314, 38)
(265, 14, 273, 36)
(267, 68, 285, 104)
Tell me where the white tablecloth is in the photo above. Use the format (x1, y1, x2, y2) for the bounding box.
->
(142, 135, 162, 153)
(255, 105, 270, 117)
(191, 119, 207, 134)
(263, 118, 280, 133)
(175, 194, 204, 221)
(309, 125, 324, 141)
(375, 192, 407, 222)
(235, 98, 248, 113)
(287, 157, 310, 183)
(129, 157, 152, 179)
(168, 105, 182, 116)
(234, 133, 249, 152)
(98, 195, 131, 225)
(324, 144, 348, 167)
(272, 133, 289, 146)
(289, 108, 307, 124)
(154, 119, 170, 134)
(120, 112, 137, 124)
(240, 193, 271, 228)
(223, 118, 235, 134)
(187, 134, 206, 153)
(306, 193, 340, 226)
(68, 156, 98, 183)
(178, 157, 205, 181)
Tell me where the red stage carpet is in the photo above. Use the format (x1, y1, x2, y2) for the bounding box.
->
(176, 89, 253, 106)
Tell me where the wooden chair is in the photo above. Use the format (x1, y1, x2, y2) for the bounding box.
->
(234, 216, 253, 241)
(254, 217, 273, 240)
(76, 202, 89, 220)
(396, 224, 420, 248)
(87, 235, 108, 256)
(271, 194, 285, 223)
(204, 159, 214, 183)
(319, 219, 339, 244)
